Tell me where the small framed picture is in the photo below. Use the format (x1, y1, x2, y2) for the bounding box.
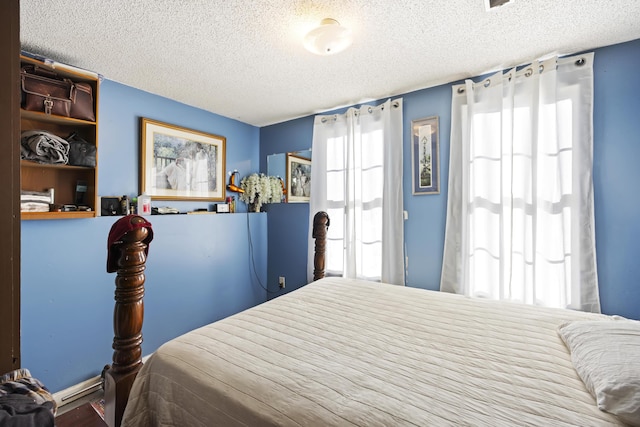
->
(140, 118, 226, 201)
(286, 153, 311, 203)
(411, 116, 440, 195)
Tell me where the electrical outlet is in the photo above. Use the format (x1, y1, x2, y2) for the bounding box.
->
(278, 276, 286, 289)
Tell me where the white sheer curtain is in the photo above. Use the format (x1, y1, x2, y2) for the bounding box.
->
(307, 98, 405, 285)
(441, 53, 600, 312)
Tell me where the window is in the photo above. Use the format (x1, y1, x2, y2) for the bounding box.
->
(308, 99, 405, 285)
(442, 54, 600, 312)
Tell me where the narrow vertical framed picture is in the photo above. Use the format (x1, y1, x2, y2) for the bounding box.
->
(286, 153, 311, 203)
(411, 116, 440, 195)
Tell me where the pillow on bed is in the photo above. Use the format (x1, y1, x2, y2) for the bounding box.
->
(557, 318, 640, 426)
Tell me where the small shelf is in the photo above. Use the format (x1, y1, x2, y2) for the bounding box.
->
(21, 160, 93, 171)
(20, 109, 96, 126)
(21, 210, 95, 220)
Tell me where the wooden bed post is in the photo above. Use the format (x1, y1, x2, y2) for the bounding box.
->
(312, 211, 330, 281)
(104, 216, 153, 427)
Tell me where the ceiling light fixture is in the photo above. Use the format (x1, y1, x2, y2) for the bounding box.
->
(485, 0, 513, 10)
(303, 18, 352, 56)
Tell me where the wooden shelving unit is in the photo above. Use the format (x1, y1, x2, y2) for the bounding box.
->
(19, 55, 99, 220)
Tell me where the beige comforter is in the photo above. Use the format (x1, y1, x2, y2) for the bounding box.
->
(122, 277, 624, 426)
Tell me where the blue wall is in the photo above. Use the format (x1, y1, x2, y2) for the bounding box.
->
(261, 118, 314, 296)
(260, 38, 640, 320)
(592, 40, 640, 320)
(21, 80, 267, 392)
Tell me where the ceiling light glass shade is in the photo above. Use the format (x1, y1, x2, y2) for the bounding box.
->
(304, 18, 352, 55)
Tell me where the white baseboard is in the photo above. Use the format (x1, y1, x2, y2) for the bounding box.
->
(53, 354, 152, 408)
(53, 374, 102, 407)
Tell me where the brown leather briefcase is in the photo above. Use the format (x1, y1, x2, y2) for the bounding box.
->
(21, 66, 73, 117)
(21, 65, 95, 121)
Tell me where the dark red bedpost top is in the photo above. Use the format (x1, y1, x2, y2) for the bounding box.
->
(106, 215, 153, 273)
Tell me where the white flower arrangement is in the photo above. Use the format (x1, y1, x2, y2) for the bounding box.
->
(239, 173, 284, 211)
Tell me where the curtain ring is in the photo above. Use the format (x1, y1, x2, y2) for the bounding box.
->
(457, 86, 465, 94)
(525, 68, 533, 77)
(539, 64, 544, 73)
(321, 117, 327, 123)
(483, 79, 491, 88)
(575, 57, 586, 67)
(368, 106, 373, 114)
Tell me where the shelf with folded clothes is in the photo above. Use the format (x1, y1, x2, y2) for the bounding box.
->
(20, 130, 97, 170)
(20, 160, 95, 218)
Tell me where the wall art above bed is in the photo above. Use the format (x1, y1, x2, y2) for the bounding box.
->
(411, 115, 440, 195)
(140, 118, 226, 201)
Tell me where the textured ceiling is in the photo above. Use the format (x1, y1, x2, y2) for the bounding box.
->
(20, 0, 640, 127)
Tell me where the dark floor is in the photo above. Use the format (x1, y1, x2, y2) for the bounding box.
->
(55, 390, 105, 427)
(55, 402, 106, 427)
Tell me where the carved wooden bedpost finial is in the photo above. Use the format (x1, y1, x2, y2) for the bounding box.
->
(312, 211, 330, 281)
(104, 215, 153, 427)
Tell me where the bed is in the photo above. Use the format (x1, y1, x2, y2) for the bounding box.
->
(106, 213, 639, 426)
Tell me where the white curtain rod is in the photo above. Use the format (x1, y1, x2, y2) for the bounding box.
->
(456, 54, 590, 94)
(319, 98, 402, 123)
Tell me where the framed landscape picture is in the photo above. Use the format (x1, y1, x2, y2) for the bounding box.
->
(411, 116, 440, 195)
(286, 153, 311, 203)
(140, 118, 226, 201)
